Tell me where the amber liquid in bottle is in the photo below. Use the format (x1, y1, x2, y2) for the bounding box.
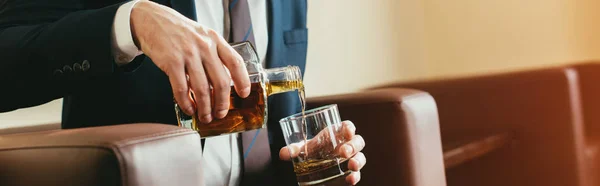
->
(176, 80, 304, 138)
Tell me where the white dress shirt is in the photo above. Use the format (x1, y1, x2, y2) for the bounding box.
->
(111, 1, 268, 185)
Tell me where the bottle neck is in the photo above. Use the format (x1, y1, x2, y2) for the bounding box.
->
(264, 66, 304, 95)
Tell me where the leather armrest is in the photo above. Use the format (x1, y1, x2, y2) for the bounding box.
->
(571, 63, 600, 138)
(374, 66, 588, 186)
(307, 88, 446, 186)
(0, 123, 204, 186)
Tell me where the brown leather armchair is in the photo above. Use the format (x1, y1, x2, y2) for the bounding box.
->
(0, 88, 447, 186)
(375, 65, 591, 186)
(0, 124, 204, 186)
(308, 88, 447, 186)
(570, 62, 600, 186)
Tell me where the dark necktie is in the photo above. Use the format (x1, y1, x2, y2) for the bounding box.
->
(224, 0, 274, 185)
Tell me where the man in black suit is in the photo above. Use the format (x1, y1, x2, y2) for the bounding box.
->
(0, 0, 366, 185)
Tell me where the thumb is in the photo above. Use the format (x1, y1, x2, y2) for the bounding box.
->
(279, 143, 303, 161)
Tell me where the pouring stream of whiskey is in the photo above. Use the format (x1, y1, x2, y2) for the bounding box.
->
(298, 87, 308, 159)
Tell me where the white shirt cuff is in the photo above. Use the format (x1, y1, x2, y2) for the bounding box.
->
(112, 0, 143, 65)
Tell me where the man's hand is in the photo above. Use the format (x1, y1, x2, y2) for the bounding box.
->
(279, 121, 367, 185)
(130, 0, 250, 123)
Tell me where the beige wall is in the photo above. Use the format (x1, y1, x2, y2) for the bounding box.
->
(305, 0, 600, 97)
(304, 0, 428, 97)
(423, 0, 600, 79)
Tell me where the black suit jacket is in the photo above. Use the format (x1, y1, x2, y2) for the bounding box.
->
(0, 0, 308, 184)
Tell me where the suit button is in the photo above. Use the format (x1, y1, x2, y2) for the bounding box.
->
(53, 69, 63, 75)
(82, 60, 90, 71)
(63, 65, 73, 73)
(73, 63, 82, 72)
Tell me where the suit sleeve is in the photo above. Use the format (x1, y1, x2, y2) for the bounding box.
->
(0, 1, 125, 112)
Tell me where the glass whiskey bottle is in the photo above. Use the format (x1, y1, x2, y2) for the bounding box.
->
(175, 42, 304, 138)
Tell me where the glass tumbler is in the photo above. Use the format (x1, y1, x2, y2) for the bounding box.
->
(280, 104, 350, 186)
